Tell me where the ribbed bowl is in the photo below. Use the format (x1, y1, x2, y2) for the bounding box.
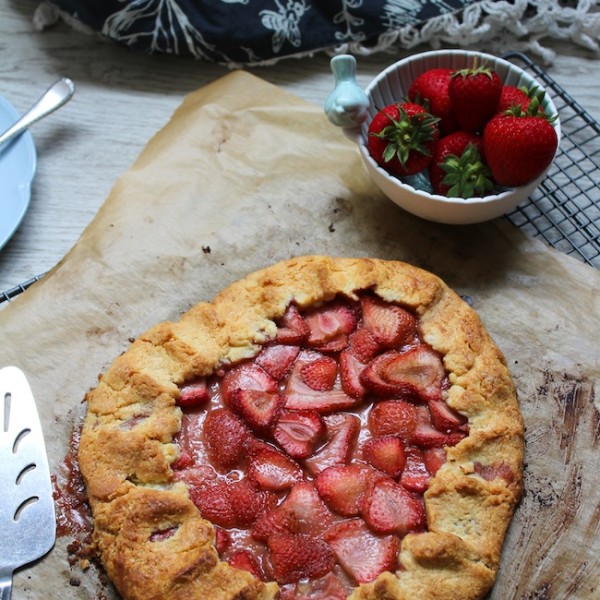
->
(358, 50, 561, 225)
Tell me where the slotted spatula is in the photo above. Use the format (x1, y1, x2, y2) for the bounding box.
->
(0, 366, 56, 599)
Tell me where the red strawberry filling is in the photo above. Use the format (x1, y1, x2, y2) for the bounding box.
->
(172, 294, 468, 597)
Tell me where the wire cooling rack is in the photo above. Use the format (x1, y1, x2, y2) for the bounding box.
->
(503, 51, 600, 268)
(1, 52, 599, 304)
(1, 274, 44, 304)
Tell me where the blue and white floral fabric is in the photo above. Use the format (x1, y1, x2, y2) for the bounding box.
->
(42, 0, 474, 65)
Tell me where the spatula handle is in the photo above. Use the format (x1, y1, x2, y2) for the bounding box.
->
(0, 572, 12, 600)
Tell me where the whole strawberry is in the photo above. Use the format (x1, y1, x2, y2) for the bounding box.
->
(367, 102, 440, 176)
(408, 68, 458, 135)
(429, 131, 493, 198)
(483, 96, 558, 187)
(449, 62, 502, 133)
(496, 85, 532, 114)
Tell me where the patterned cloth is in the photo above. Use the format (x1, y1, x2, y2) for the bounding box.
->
(41, 0, 475, 65)
(38, 0, 600, 65)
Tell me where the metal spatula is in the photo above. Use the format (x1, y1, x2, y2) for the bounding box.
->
(0, 366, 56, 599)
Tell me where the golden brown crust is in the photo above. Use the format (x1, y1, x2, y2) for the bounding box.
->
(78, 256, 524, 600)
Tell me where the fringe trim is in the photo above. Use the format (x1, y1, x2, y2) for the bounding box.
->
(336, 0, 600, 65)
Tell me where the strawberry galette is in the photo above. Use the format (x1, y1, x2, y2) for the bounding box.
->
(78, 256, 524, 600)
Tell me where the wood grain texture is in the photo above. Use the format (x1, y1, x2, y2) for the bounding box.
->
(1, 0, 600, 293)
(491, 370, 600, 599)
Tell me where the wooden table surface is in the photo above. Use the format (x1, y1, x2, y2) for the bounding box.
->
(1, 0, 599, 295)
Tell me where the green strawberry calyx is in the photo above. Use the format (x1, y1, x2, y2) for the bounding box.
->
(519, 84, 539, 99)
(502, 89, 558, 123)
(439, 143, 494, 199)
(451, 57, 495, 80)
(370, 105, 440, 166)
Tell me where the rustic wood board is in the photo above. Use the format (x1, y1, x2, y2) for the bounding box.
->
(0, 71, 597, 600)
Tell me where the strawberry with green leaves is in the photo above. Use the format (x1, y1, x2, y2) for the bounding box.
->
(483, 94, 558, 187)
(407, 67, 458, 135)
(496, 85, 533, 114)
(449, 62, 502, 133)
(429, 131, 493, 198)
(367, 102, 440, 176)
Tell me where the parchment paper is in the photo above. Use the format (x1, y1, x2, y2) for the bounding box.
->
(1, 71, 598, 600)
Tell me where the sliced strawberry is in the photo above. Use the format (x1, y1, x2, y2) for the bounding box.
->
(360, 477, 426, 536)
(214, 525, 231, 555)
(203, 408, 251, 470)
(268, 533, 335, 584)
(304, 413, 360, 476)
(360, 345, 445, 401)
(300, 356, 337, 391)
(347, 327, 381, 363)
(177, 378, 210, 409)
(324, 519, 399, 584)
(362, 435, 406, 478)
(189, 480, 237, 527)
(174, 464, 217, 490)
(226, 478, 271, 527)
(291, 572, 349, 599)
(361, 296, 417, 348)
(304, 302, 357, 352)
(285, 351, 356, 413)
(227, 549, 264, 580)
(221, 362, 278, 406)
(285, 388, 356, 413)
(255, 343, 300, 381)
(275, 304, 309, 344)
(423, 447, 447, 476)
(411, 405, 466, 448)
(412, 426, 465, 448)
(339, 350, 368, 400)
(252, 481, 334, 541)
(428, 397, 468, 432)
(251, 506, 301, 542)
(248, 444, 303, 491)
(399, 445, 431, 492)
(277, 481, 335, 538)
(367, 399, 418, 439)
(171, 450, 194, 471)
(273, 409, 326, 459)
(229, 388, 285, 434)
(175, 410, 204, 466)
(315, 464, 371, 517)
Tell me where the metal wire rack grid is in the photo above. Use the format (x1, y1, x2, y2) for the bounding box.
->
(1, 52, 599, 304)
(503, 51, 600, 268)
(1, 274, 44, 304)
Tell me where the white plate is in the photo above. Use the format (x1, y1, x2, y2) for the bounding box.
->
(0, 96, 37, 251)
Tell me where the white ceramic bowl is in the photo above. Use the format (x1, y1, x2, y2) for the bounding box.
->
(357, 50, 561, 225)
